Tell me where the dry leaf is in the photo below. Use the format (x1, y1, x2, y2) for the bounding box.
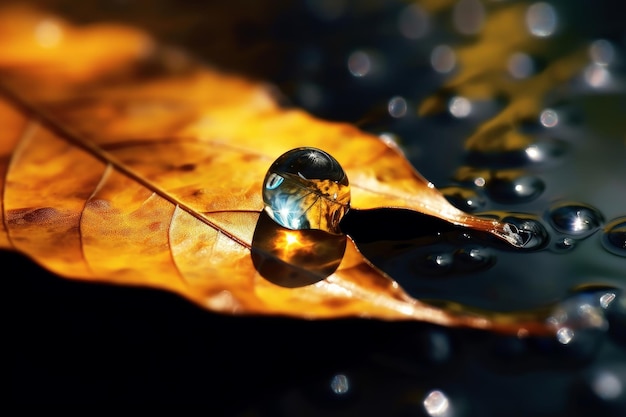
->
(0, 6, 549, 334)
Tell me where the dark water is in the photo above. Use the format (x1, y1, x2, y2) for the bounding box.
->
(8, 0, 626, 414)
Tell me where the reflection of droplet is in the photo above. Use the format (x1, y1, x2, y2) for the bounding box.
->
(453, 0, 485, 35)
(263, 148, 350, 234)
(388, 96, 408, 118)
(508, 52, 534, 79)
(547, 203, 604, 238)
(398, 4, 429, 39)
(448, 96, 472, 118)
(526, 2, 558, 37)
(330, 374, 350, 395)
(540, 109, 559, 127)
(34, 19, 63, 48)
(423, 390, 451, 417)
(601, 217, 626, 257)
(589, 39, 615, 66)
(431, 45, 456, 74)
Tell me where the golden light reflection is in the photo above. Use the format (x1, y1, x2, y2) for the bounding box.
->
(274, 229, 317, 258)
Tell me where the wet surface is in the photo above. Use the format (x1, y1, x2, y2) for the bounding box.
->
(6, 0, 626, 413)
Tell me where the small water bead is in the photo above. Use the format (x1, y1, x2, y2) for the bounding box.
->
(263, 148, 350, 234)
(431, 44, 456, 74)
(547, 202, 604, 238)
(507, 52, 535, 79)
(448, 96, 472, 118)
(601, 217, 626, 257)
(466, 139, 568, 168)
(584, 64, 612, 88)
(553, 236, 576, 252)
(413, 245, 494, 276)
(423, 389, 452, 417)
(388, 96, 408, 118)
(485, 174, 545, 204)
(500, 214, 549, 250)
(526, 2, 557, 38)
(329, 374, 350, 395)
(414, 251, 454, 276)
(539, 108, 559, 128)
(439, 186, 486, 212)
(347, 50, 372, 77)
(453, 246, 495, 273)
(452, 166, 490, 187)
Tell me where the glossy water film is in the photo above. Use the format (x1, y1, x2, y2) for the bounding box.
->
(263, 147, 350, 234)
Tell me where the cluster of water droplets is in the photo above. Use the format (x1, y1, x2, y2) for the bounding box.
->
(259, 1, 626, 414)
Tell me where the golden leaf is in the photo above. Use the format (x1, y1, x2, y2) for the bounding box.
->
(0, 5, 550, 335)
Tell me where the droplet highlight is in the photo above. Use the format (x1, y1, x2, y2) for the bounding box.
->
(547, 203, 604, 238)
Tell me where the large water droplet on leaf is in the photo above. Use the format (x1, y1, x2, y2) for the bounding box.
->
(263, 147, 350, 234)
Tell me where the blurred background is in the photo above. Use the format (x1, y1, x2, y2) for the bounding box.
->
(6, 0, 626, 414)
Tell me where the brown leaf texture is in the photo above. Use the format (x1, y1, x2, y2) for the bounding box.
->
(0, 6, 546, 334)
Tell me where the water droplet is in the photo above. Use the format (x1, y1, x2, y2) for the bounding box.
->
(414, 251, 454, 276)
(330, 374, 350, 395)
(454, 246, 495, 273)
(388, 96, 408, 118)
(584, 64, 612, 88)
(556, 327, 575, 344)
(553, 236, 576, 252)
(440, 186, 486, 212)
(448, 96, 472, 118)
(547, 203, 604, 238)
(601, 217, 626, 257)
(526, 2, 557, 37)
(347, 50, 371, 77)
(486, 175, 545, 204)
(423, 389, 451, 417)
(263, 148, 350, 234)
(431, 45, 456, 74)
(508, 52, 534, 79)
(398, 4, 429, 39)
(539, 108, 559, 127)
(501, 214, 549, 250)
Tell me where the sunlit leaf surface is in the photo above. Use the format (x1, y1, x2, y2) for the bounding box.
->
(0, 5, 551, 334)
